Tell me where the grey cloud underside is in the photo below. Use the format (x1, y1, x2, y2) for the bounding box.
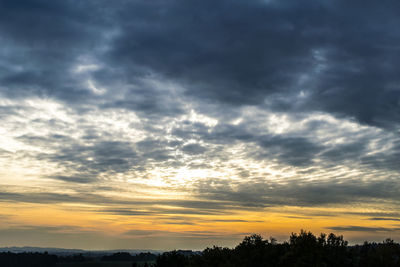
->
(1, 173, 399, 211)
(6, 105, 400, 208)
(108, 0, 400, 129)
(0, 0, 103, 102)
(0, 0, 399, 128)
(194, 177, 400, 207)
(16, 134, 179, 182)
(173, 120, 400, 171)
(13, 120, 399, 184)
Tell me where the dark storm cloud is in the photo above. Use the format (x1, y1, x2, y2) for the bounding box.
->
(0, 0, 107, 102)
(0, 0, 187, 117)
(99, 77, 186, 117)
(1, 0, 400, 128)
(104, 0, 400, 129)
(40, 140, 138, 176)
(257, 136, 323, 166)
(14, 133, 151, 183)
(109, 0, 315, 104)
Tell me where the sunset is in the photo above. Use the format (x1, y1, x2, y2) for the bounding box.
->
(0, 0, 399, 260)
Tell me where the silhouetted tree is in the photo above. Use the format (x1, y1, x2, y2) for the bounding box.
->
(156, 250, 188, 267)
(153, 232, 400, 267)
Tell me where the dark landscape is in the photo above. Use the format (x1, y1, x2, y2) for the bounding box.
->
(1, 231, 400, 267)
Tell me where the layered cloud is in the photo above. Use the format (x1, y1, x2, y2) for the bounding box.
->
(0, 0, 399, 249)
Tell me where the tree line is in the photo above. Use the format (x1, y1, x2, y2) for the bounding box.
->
(0, 251, 156, 266)
(0, 230, 399, 266)
(155, 230, 400, 267)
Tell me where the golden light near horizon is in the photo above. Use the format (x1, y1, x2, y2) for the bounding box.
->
(1, 0, 400, 251)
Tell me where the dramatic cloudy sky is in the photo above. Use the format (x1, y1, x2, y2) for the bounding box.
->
(0, 0, 400, 250)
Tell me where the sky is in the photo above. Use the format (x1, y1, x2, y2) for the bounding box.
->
(0, 0, 400, 250)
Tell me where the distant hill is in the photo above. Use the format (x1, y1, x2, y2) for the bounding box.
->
(0, 246, 163, 256)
